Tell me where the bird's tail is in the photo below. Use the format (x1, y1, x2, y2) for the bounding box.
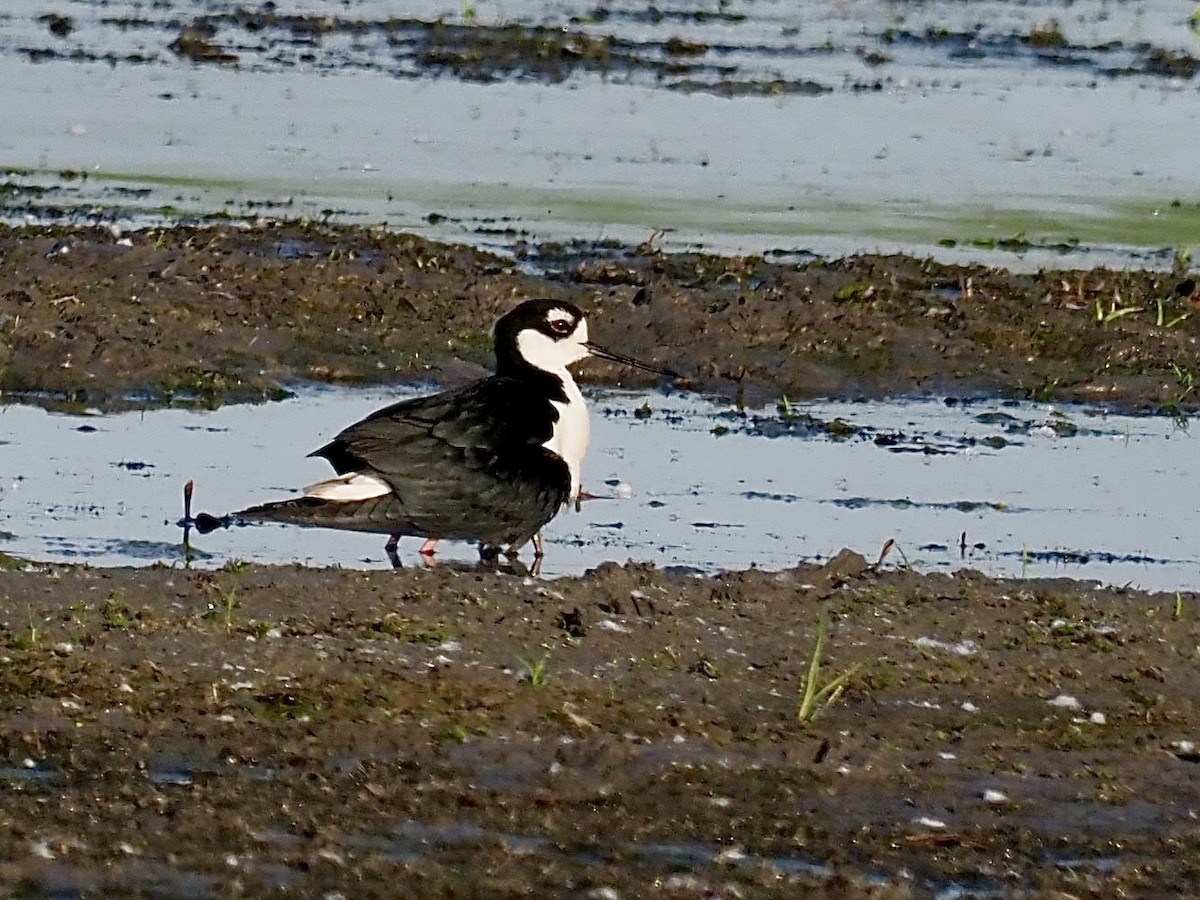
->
(194, 495, 409, 535)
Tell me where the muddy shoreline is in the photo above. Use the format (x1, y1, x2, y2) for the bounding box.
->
(3, 222, 1200, 896)
(2, 558, 1199, 897)
(1, 222, 1198, 413)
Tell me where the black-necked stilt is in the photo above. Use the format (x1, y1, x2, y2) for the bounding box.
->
(194, 298, 673, 565)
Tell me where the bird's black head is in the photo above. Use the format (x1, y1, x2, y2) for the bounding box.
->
(493, 298, 676, 380)
(493, 299, 589, 377)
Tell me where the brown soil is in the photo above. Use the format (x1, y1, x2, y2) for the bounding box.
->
(1, 222, 1198, 412)
(0, 558, 1198, 897)
(3, 223, 1200, 896)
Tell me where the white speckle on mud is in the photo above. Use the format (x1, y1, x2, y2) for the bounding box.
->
(230, 681, 254, 690)
(1089, 711, 1107, 725)
(21, 758, 36, 769)
(61, 699, 81, 710)
(1048, 694, 1081, 709)
(1171, 740, 1195, 754)
(217, 714, 235, 723)
(118, 681, 134, 693)
(598, 619, 629, 633)
(225, 854, 239, 867)
(961, 701, 980, 713)
(914, 817, 947, 829)
(31, 841, 55, 860)
(435, 641, 461, 653)
(714, 846, 747, 864)
(914, 636, 978, 656)
(673, 734, 686, 744)
(837, 765, 851, 775)
(899, 699, 941, 710)
(983, 789, 1009, 804)
(938, 752, 956, 761)
(710, 796, 732, 808)
(317, 847, 345, 865)
(54, 642, 74, 654)
(586, 888, 621, 900)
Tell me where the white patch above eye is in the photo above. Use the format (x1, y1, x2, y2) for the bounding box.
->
(304, 471, 391, 501)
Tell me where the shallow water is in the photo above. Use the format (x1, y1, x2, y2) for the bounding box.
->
(2, 0, 1198, 269)
(1, 386, 1197, 591)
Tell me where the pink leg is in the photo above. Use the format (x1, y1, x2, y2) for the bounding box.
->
(418, 538, 438, 556)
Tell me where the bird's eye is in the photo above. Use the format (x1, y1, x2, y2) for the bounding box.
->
(547, 318, 573, 336)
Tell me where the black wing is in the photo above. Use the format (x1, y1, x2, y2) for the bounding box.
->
(309, 377, 570, 542)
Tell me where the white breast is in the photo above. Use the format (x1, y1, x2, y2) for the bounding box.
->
(544, 375, 589, 505)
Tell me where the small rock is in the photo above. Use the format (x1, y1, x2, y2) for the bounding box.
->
(982, 789, 1008, 804)
(1047, 694, 1081, 709)
(1089, 711, 1107, 725)
(714, 846, 747, 864)
(316, 847, 344, 865)
(914, 636, 978, 656)
(913, 816, 947, 829)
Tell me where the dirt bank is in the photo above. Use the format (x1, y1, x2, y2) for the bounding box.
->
(1, 222, 1197, 412)
(0, 557, 1197, 896)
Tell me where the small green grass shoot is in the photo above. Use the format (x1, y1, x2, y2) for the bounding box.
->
(1094, 295, 1141, 325)
(204, 589, 241, 630)
(796, 612, 863, 726)
(517, 652, 550, 686)
(12, 610, 42, 650)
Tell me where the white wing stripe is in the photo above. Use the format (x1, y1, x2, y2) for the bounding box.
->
(304, 472, 391, 501)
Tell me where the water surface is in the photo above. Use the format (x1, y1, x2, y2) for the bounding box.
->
(1, 387, 1196, 590)
(2, 0, 1198, 269)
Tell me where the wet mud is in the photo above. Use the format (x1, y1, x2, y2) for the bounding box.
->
(1, 558, 1199, 896)
(2, 218, 1200, 894)
(1, 223, 1198, 412)
(5, 5, 1200, 888)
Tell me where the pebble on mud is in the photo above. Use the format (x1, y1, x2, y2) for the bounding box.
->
(1048, 694, 1082, 709)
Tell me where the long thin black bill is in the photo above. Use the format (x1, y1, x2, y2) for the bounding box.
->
(585, 342, 678, 378)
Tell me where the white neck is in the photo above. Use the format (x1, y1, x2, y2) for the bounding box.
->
(543, 369, 589, 506)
